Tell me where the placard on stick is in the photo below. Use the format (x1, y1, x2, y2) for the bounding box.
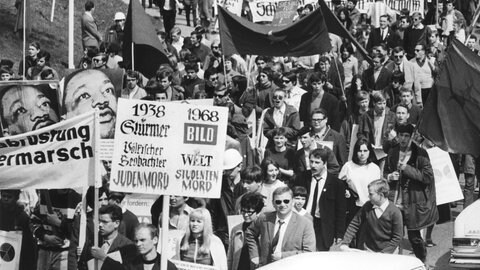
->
(272, 0, 298, 26)
(109, 99, 228, 198)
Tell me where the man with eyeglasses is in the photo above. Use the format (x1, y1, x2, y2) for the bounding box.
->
(294, 148, 346, 251)
(410, 43, 435, 107)
(385, 46, 415, 90)
(403, 12, 432, 59)
(121, 70, 147, 100)
(203, 40, 222, 71)
(92, 53, 108, 69)
(281, 71, 306, 112)
(262, 88, 301, 149)
(245, 186, 315, 267)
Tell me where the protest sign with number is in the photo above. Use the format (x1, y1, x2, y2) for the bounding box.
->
(110, 99, 228, 198)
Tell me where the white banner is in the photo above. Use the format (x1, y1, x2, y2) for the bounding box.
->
(171, 259, 218, 270)
(0, 231, 22, 270)
(219, 0, 243, 16)
(323, 0, 424, 14)
(426, 147, 464, 205)
(0, 111, 96, 189)
(110, 99, 228, 198)
(249, 0, 283, 22)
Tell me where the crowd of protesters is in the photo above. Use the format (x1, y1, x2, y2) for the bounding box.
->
(1, 0, 480, 269)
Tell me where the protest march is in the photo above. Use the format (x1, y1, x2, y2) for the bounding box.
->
(1, 0, 480, 269)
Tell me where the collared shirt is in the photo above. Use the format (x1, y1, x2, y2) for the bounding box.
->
(102, 237, 114, 253)
(128, 85, 139, 99)
(373, 199, 389, 218)
(273, 103, 286, 127)
(373, 111, 385, 147)
(373, 69, 381, 82)
(273, 212, 293, 256)
(166, 205, 193, 231)
(284, 86, 306, 111)
(394, 62, 404, 72)
(306, 169, 327, 218)
(313, 126, 330, 143)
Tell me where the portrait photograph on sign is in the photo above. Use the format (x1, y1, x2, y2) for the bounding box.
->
(62, 69, 124, 140)
(0, 81, 61, 137)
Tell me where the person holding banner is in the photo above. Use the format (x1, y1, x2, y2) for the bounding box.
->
(384, 124, 439, 263)
(0, 83, 60, 136)
(0, 189, 35, 270)
(179, 208, 228, 270)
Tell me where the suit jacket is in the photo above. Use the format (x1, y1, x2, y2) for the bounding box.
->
(158, 0, 176, 12)
(384, 59, 415, 90)
(245, 211, 316, 267)
(294, 171, 346, 249)
(367, 27, 401, 52)
(299, 91, 340, 131)
(294, 144, 340, 176)
(81, 12, 102, 49)
(362, 67, 392, 92)
(79, 233, 136, 270)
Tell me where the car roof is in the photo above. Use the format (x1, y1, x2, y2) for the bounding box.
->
(258, 252, 425, 270)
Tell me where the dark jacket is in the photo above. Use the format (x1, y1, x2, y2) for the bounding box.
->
(294, 171, 346, 249)
(367, 27, 402, 52)
(384, 143, 439, 230)
(299, 91, 340, 132)
(263, 104, 301, 141)
(357, 108, 396, 148)
(102, 252, 178, 270)
(362, 67, 393, 92)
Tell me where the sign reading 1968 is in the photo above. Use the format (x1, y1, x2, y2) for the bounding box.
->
(187, 108, 219, 122)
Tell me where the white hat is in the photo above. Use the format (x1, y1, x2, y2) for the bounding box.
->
(223, 149, 243, 170)
(114, 12, 126, 21)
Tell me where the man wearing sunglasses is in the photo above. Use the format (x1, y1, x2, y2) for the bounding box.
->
(385, 46, 415, 90)
(294, 148, 346, 251)
(245, 186, 315, 267)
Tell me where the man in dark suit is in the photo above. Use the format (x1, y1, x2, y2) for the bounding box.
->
(295, 127, 340, 176)
(245, 186, 316, 267)
(80, 204, 136, 269)
(299, 73, 340, 131)
(81, 1, 102, 50)
(367, 14, 401, 52)
(362, 55, 392, 92)
(295, 148, 346, 251)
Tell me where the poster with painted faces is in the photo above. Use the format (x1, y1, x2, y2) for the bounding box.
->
(62, 69, 124, 140)
(0, 80, 61, 137)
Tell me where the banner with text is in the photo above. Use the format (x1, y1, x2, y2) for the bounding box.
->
(110, 99, 228, 198)
(249, 0, 424, 23)
(0, 111, 95, 189)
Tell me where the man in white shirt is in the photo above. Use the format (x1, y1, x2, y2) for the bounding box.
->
(121, 70, 147, 100)
(245, 186, 315, 267)
(281, 71, 306, 112)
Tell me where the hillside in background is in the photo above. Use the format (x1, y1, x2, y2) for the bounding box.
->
(0, 0, 128, 77)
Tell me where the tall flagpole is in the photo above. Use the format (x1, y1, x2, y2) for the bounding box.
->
(160, 195, 169, 270)
(50, 0, 55, 22)
(68, 0, 74, 68)
(131, 43, 135, 70)
(22, 0, 26, 80)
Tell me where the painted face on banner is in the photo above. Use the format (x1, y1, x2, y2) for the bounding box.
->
(1, 85, 59, 135)
(64, 69, 117, 139)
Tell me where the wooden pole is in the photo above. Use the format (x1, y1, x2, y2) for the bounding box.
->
(94, 110, 101, 270)
(68, 0, 74, 68)
(22, 0, 26, 80)
(50, 0, 55, 22)
(131, 42, 135, 70)
(160, 195, 170, 270)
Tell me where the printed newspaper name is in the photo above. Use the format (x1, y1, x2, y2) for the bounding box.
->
(0, 125, 92, 166)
